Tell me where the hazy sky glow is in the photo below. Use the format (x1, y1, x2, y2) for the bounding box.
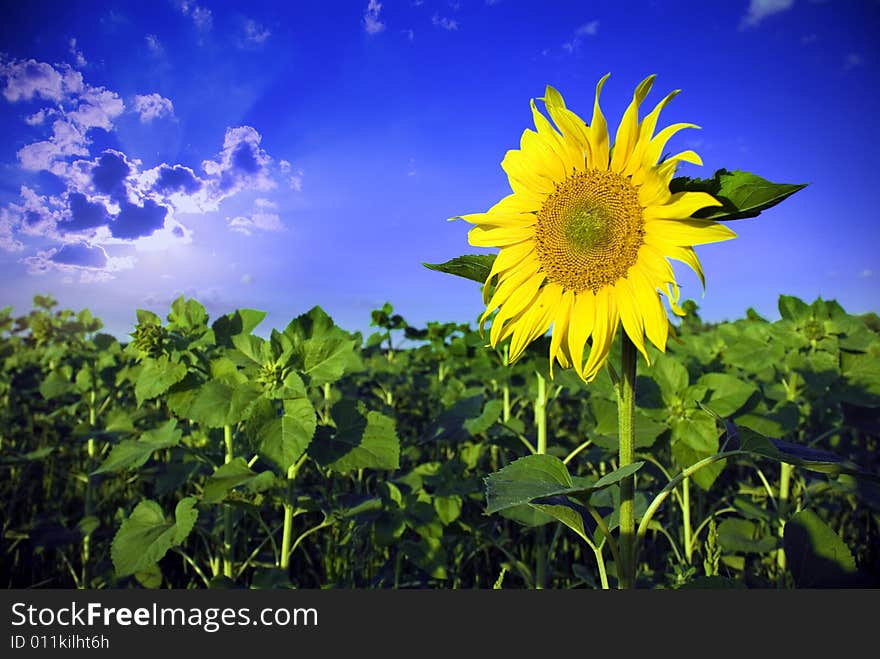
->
(1, 0, 878, 339)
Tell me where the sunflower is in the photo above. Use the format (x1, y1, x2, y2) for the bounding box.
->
(460, 74, 736, 382)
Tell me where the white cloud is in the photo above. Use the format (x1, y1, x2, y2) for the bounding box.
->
(280, 160, 305, 191)
(0, 58, 81, 102)
(178, 1, 213, 30)
(192, 6, 212, 30)
(740, 0, 795, 29)
(3, 58, 123, 172)
(67, 87, 124, 131)
(69, 38, 87, 68)
(244, 19, 271, 44)
(228, 211, 283, 235)
(364, 0, 385, 35)
(432, 14, 458, 30)
(146, 34, 164, 55)
(133, 93, 174, 122)
(202, 126, 276, 200)
(0, 208, 24, 252)
(18, 120, 89, 171)
(25, 109, 48, 125)
(860, 268, 873, 278)
(575, 21, 599, 36)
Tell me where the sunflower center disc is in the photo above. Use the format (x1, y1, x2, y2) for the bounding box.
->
(535, 169, 644, 293)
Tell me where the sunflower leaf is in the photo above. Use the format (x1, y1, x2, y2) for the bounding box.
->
(670, 169, 806, 221)
(423, 254, 496, 284)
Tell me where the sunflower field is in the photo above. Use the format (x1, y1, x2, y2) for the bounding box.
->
(1, 290, 878, 590)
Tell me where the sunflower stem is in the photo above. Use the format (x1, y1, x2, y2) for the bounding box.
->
(534, 372, 548, 589)
(222, 425, 234, 580)
(616, 332, 637, 589)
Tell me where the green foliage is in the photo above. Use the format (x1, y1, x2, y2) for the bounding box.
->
(670, 169, 807, 222)
(422, 254, 496, 284)
(784, 509, 859, 587)
(111, 498, 199, 577)
(1, 290, 877, 589)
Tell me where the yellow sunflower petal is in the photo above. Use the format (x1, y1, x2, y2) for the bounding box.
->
(610, 74, 656, 174)
(458, 211, 537, 228)
(615, 276, 649, 364)
(623, 88, 681, 177)
(543, 86, 591, 169)
(501, 147, 556, 195)
(630, 264, 668, 351)
(588, 73, 611, 169)
(663, 244, 706, 290)
(468, 224, 535, 247)
(521, 126, 567, 182)
(645, 218, 737, 246)
(481, 259, 541, 326)
(488, 190, 544, 214)
(583, 287, 619, 381)
(483, 240, 535, 302)
(507, 283, 564, 362)
(548, 289, 574, 378)
(643, 191, 722, 220)
(567, 290, 596, 379)
(488, 271, 545, 345)
(642, 123, 699, 170)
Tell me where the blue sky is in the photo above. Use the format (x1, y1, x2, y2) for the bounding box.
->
(1, 0, 878, 340)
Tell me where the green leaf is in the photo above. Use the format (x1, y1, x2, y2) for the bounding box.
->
(484, 454, 581, 514)
(111, 497, 199, 577)
(698, 372, 756, 417)
(671, 441, 726, 491)
(463, 399, 503, 435)
(185, 381, 261, 428)
(423, 395, 495, 443)
(136, 309, 161, 326)
(309, 400, 400, 473)
(484, 455, 641, 515)
(740, 428, 876, 480)
(93, 420, 182, 474)
(671, 414, 719, 453)
(423, 254, 496, 285)
(590, 398, 666, 449)
(530, 498, 592, 544)
(285, 306, 357, 387)
(716, 518, 777, 554)
(650, 354, 689, 400)
(167, 296, 208, 332)
(135, 356, 187, 405)
(39, 366, 73, 399)
(778, 295, 811, 324)
(202, 457, 277, 504)
(433, 495, 463, 525)
(251, 397, 317, 472)
(840, 350, 880, 407)
(670, 169, 807, 222)
(212, 308, 267, 347)
(784, 509, 858, 587)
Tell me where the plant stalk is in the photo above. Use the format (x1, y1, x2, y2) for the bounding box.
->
(616, 333, 637, 589)
(81, 387, 97, 588)
(682, 475, 693, 564)
(534, 372, 548, 588)
(777, 461, 793, 573)
(222, 425, 234, 579)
